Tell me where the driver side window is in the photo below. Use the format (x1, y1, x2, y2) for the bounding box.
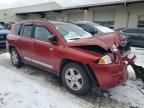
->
(77, 24, 97, 35)
(35, 26, 52, 42)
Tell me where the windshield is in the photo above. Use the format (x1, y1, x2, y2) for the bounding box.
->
(96, 25, 114, 33)
(0, 26, 5, 30)
(54, 23, 92, 42)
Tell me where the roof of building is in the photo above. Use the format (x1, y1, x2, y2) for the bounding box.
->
(14, 0, 144, 15)
(0, 2, 62, 14)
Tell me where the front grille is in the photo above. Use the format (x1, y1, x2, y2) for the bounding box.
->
(0, 34, 7, 41)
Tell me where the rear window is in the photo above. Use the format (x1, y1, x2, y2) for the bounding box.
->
(123, 29, 137, 33)
(77, 24, 96, 33)
(123, 28, 144, 34)
(136, 29, 144, 34)
(14, 24, 22, 35)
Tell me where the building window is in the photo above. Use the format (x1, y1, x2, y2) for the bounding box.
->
(138, 20, 144, 27)
(138, 15, 144, 27)
(94, 21, 114, 29)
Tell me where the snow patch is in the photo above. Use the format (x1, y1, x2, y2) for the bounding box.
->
(0, 47, 144, 108)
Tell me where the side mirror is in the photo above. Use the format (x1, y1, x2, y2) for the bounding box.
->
(48, 35, 58, 44)
(90, 30, 97, 35)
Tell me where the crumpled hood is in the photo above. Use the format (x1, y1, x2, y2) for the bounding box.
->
(66, 32, 123, 51)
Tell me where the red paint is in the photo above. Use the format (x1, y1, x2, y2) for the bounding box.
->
(7, 20, 135, 89)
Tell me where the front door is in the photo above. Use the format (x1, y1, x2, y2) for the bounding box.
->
(32, 24, 56, 71)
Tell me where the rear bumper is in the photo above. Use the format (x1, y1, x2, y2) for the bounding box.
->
(90, 62, 128, 89)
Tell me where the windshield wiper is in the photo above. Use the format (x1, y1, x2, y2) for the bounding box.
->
(69, 38, 81, 40)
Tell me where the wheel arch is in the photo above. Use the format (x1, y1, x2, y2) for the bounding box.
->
(8, 45, 16, 53)
(59, 58, 99, 87)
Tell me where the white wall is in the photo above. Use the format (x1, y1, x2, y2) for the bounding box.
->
(83, 8, 93, 21)
(67, 9, 83, 22)
(93, 6, 115, 22)
(0, 2, 61, 22)
(114, 3, 144, 28)
(0, 2, 144, 28)
(128, 3, 144, 28)
(114, 6, 128, 29)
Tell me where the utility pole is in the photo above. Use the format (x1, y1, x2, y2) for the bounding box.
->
(123, 0, 129, 28)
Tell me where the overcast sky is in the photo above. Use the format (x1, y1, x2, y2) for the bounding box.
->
(0, 0, 121, 9)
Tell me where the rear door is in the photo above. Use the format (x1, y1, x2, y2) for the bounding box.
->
(20, 23, 34, 60)
(32, 23, 57, 71)
(7, 24, 23, 52)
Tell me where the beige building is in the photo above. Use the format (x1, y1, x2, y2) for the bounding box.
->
(0, 0, 144, 29)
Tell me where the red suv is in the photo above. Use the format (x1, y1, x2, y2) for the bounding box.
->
(7, 20, 135, 95)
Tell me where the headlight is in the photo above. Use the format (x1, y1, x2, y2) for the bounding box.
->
(98, 55, 112, 64)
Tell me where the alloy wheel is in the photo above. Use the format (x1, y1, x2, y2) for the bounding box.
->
(65, 68, 83, 91)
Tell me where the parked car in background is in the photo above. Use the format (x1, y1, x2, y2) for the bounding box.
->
(7, 20, 135, 95)
(5, 22, 15, 30)
(73, 21, 114, 35)
(116, 28, 144, 48)
(0, 26, 9, 47)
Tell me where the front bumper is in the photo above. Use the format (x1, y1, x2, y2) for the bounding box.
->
(90, 62, 128, 89)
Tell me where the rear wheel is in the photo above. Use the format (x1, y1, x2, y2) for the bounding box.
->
(61, 62, 91, 95)
(10, 48, 23, 68)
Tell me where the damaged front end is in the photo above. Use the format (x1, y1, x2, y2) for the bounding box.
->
(67, 32, 136, 65)
(74, 41, 136, 88)
(67, 33, 137, 88)
(118, 41, 136, 65)
(74, 40, 136, 66)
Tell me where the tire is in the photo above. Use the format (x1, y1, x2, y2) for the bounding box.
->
(61, 62, 91, 95)
(10, 48, 23, 68)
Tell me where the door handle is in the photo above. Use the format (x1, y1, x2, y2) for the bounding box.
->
(49, 48, 54, 51)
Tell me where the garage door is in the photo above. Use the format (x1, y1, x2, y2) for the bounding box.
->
(138, 15, 144, 27)
(67, 10, 83, 22)
(46, 12, 64, 21)
(94, 10, 114, 28)
(47, 14, 57, 21)
(29, 14, 41, 20)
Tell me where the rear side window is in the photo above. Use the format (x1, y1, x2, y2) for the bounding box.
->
(35, 26, 52, 41)
(77, 24, 97, 35)
(123, 28, 144, 34)
(77, 24, 94, 31)
(123, 29, 137, 33)
(22, 25, 33, 38)
(15, 24, 22, 35)
(136, 29, 144, 34)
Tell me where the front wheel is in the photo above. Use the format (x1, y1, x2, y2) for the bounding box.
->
(10, 48, 23, 68)
(61, 62, 91, 95)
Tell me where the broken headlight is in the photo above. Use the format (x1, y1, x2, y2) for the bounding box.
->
(111, 44, 118, 52)
(98, 55, 112, 64)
